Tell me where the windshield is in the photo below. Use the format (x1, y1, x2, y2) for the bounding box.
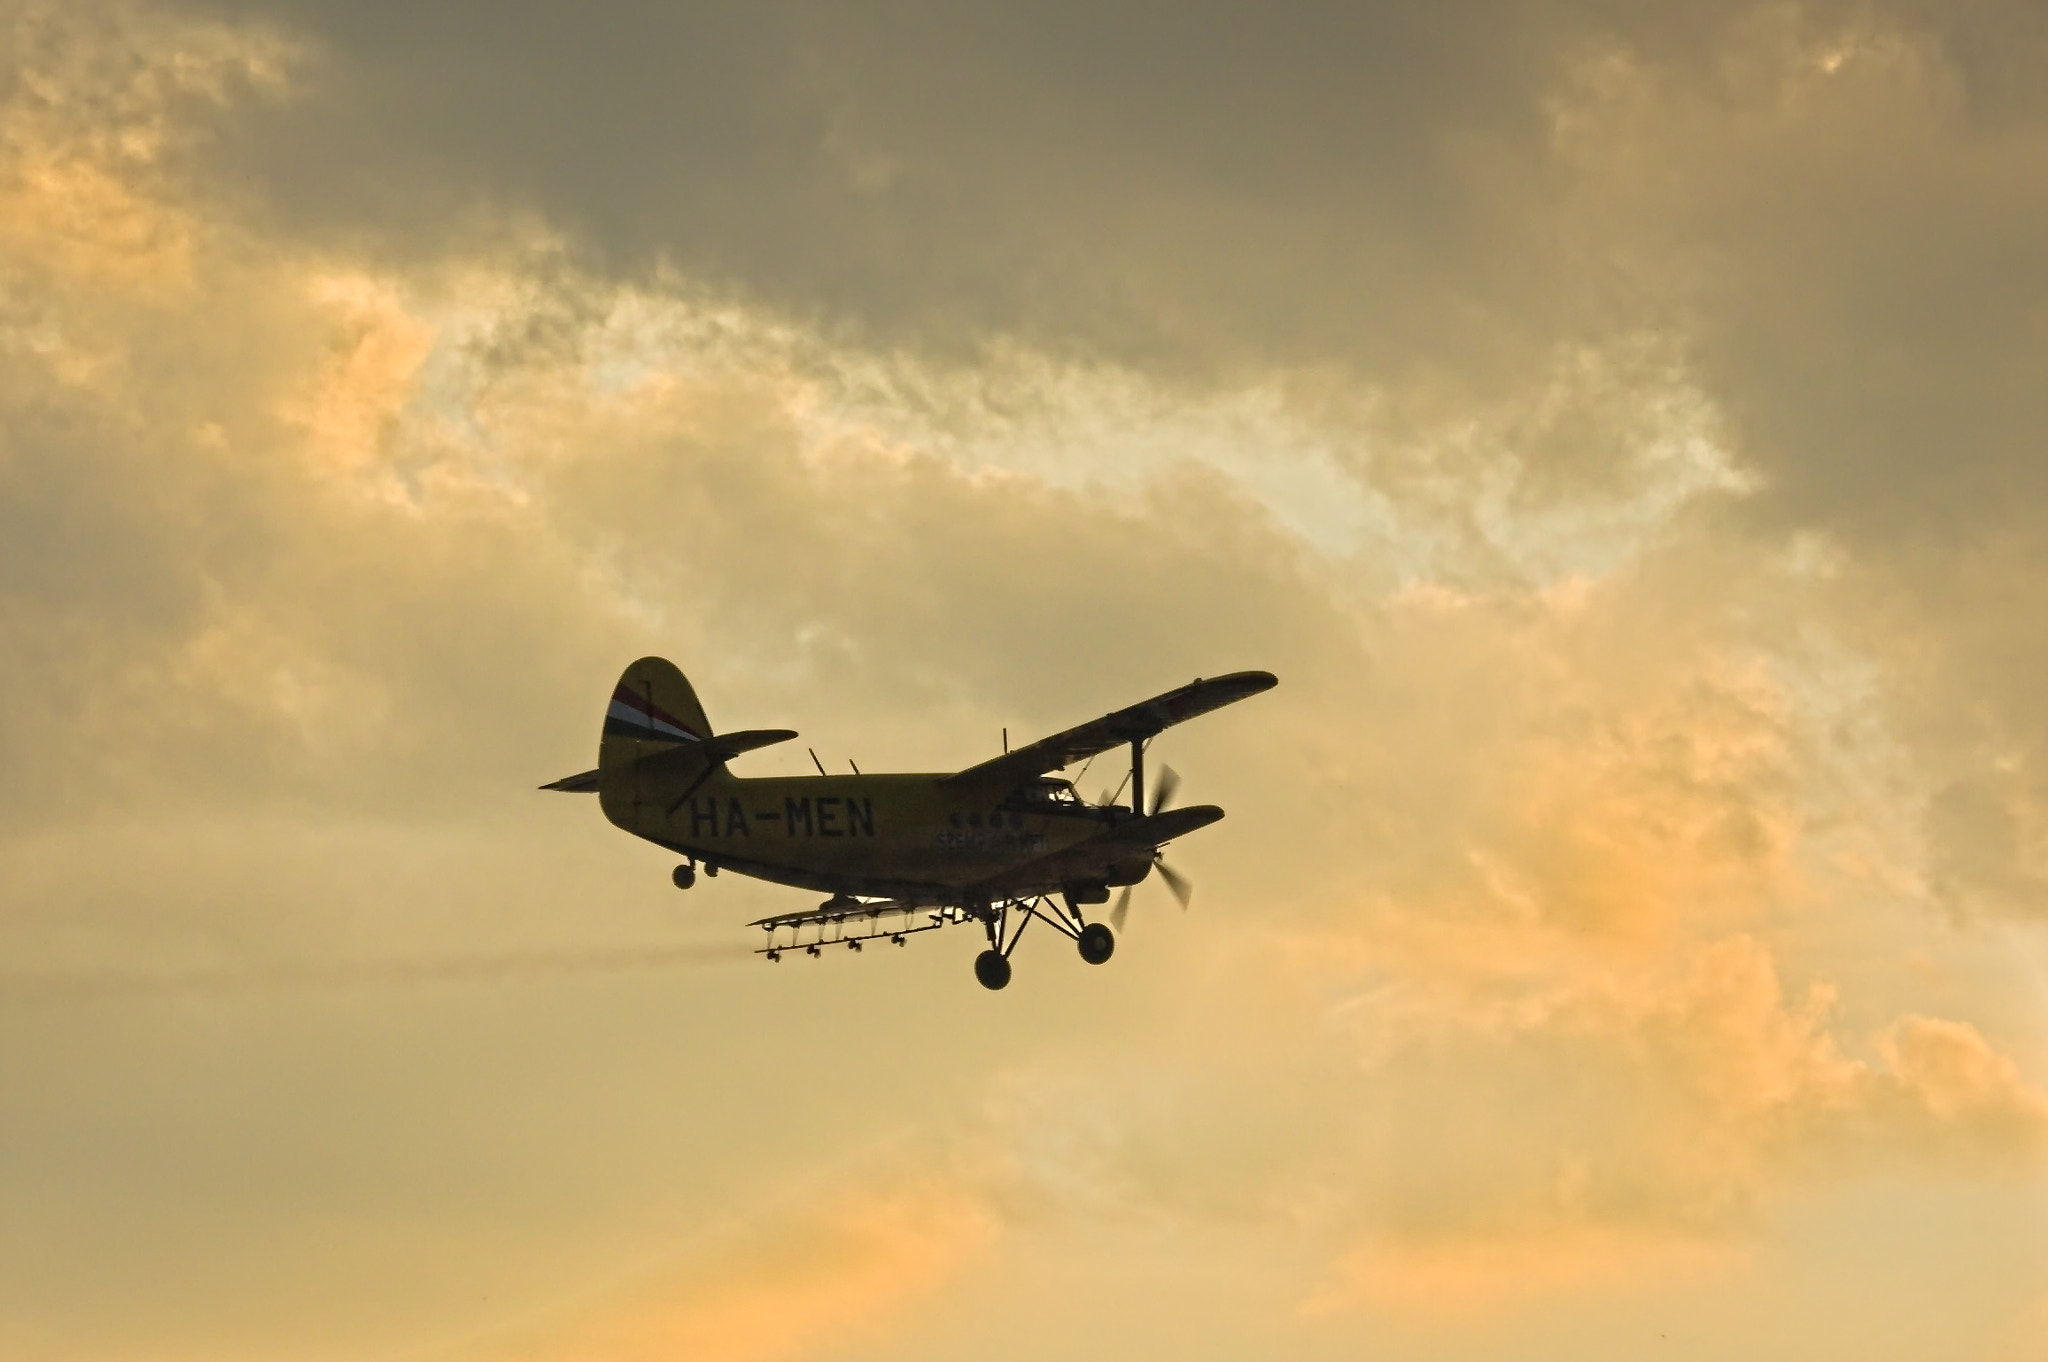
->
(1003, 778, 1083, 810)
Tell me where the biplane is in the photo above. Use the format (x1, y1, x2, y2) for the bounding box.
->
(543, 658, 1277, 989)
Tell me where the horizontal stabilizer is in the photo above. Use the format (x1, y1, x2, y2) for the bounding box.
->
(702, 728, 800, 761)
(551, 729, 798, 795)
(630, 728, 800, 783)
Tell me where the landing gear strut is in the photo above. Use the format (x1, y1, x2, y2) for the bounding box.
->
(1077, 922, 1115, 964)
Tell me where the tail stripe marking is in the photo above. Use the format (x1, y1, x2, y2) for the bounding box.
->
(606, 685, 703, 742)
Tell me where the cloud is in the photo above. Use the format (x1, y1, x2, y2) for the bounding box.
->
(1309, 1224, 1745, 1314)
(5, 5, 2048, 1359)
(1861, 1013, 2048, 1161)
(490, 1183, 998, 1362)
(197, 0, 2048, 930)
(957, 924, 2048, 1315)
(932, 541, 2048, 1315)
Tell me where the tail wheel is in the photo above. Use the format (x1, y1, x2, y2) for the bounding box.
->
(1077, 922, 1115, 965)
(974, 949, 1012, 991)
(671, 864, 696, 890)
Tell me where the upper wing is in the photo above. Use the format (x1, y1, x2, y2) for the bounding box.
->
(943, 671, 1277, 793)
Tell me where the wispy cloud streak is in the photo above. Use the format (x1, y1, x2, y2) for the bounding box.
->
(0, 942, 747, 1004)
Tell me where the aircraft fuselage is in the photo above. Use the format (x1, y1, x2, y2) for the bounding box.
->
(600, 768, 1163, 903)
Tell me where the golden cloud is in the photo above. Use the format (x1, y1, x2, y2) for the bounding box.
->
(491, 1184, 998, 1362)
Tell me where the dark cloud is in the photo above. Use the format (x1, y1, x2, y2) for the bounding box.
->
(187, 0, 2048, 558)
(191, 0, 1637, 372)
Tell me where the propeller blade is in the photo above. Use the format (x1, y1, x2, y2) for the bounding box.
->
(1097, 789, 1115, 809)
(1148, 765, 1181, 817)
(1155, 856, 1194, 909)
(1110, 884, 1133, 931)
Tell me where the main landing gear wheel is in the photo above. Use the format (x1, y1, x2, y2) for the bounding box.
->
(1077, 922, 1115, 965)
(671, 863, 695, 890)
(974, 949, 1012, 991)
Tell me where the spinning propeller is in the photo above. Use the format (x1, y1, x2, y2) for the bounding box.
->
(1110, 764, 1195, 931)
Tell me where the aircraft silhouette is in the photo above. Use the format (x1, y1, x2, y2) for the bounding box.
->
(546, 657, 1276, 989)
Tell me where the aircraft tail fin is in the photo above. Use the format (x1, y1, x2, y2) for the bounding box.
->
(600, 656, 713, 770)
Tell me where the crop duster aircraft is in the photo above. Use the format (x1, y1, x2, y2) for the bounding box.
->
(543, 658, 1278, 989)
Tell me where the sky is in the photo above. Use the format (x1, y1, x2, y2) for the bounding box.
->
(3, 1, 2048, 1358)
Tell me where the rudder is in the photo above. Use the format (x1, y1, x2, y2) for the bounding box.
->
(601, 657, 712, 770)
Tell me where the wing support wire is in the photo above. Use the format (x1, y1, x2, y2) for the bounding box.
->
(750, 893, 1086, 962)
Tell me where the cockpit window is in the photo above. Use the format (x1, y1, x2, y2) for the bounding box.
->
(1001, 778, 1084, 811)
